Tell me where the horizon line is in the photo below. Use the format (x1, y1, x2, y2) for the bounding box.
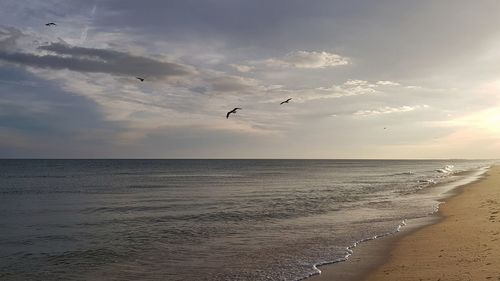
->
(1, 158, 498, 161)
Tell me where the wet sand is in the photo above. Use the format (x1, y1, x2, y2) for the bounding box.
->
(308, 165, 500, 281)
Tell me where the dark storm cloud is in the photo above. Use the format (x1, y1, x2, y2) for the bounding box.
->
(0, 42, 191, 78)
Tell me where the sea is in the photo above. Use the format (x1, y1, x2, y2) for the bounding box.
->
(0, 159, 495, 281)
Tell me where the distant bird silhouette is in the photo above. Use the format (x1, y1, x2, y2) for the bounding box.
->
(226, 108, 241, 119)
(45, 23, 56, 26)
(280, 98, 292, 105)
(384, 127, 387, 130)
(136, 77, 145, 82)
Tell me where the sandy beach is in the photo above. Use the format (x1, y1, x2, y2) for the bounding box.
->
(309, 165, 500, 281)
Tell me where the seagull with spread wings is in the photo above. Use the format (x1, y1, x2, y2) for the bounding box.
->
(226, 108, 242, 119)
(280, 98, 292, 105)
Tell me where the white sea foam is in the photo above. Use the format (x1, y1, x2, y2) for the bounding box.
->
(435, 164, 454, 173)
(301, 219, 408, 280)
(299, 164, 491, 281)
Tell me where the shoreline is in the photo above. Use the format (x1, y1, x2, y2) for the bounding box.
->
(305, 216, 440, 281)
(306, 165, 494, 281)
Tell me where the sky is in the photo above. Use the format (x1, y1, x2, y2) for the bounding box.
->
(0, 0, 499, 158)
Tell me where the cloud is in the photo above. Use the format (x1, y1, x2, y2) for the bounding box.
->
(0, 65, 134, 157)
(300, 79, 379, 101)
(262, 51, 349, 69)
(0, 40, 191, 79)
(207, 75, 260, 93)
(2, 2, 500, 158)
(79, 4, 97, 44)
(260, 79, 382, 105)
(343, 79, 375, 87)
(353, 105, 429, 117)
(230, 64, 254, 73)
(376, 80, 400, 86)
(0, 26, 23, 50)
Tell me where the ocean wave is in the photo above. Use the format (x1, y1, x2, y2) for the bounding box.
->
(150, 173, 245, 178)
(418, 179, 436, 184)
(435, 165, 454, 173)
(390, 171, 415, 176)
(300, 219, 408, 281)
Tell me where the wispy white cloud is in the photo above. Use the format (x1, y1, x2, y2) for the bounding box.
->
(353, 105, 430, 117)
(376, 80, 400, 86)
(260, 51, 349, 69)
(230, 64, 254, 73)
(79, 4, 97, 44)
(281, 79, 381, 103)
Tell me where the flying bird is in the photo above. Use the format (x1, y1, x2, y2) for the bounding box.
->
(226, 108, 242, 119)
(280, 98, 292, 105)
(136, 77, 145, 82)
(45, 23, 56, 26)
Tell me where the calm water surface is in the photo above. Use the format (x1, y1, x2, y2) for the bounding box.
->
(0, 159, 493, 280)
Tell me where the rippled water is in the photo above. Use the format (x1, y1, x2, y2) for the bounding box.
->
(0, 159, 493, 280)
